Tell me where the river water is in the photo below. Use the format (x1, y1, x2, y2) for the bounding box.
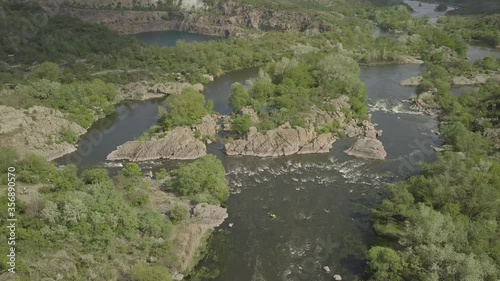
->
(55, 8, 500, 281)
(133, 30, 220, 46)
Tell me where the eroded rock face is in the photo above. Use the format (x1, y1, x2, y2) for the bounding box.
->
(106, 127, 206, 161)
(224, 123, 336, 157)
(484, 128, 500, 148)
(192, 115, 218, 143)
(0, 105, 86, 160)
(118, 81, 204, 101)
(40, 1, 334, 36)
(344, 138, 387, 160)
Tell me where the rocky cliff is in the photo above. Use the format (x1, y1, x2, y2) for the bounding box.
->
(0, 105, 86, 160)
(40, 1, 334, 35)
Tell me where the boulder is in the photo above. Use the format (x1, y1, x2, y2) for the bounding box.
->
(191, 115, 218, 143)
(106, 127, 206, 161)
(345, 120, 381, 139)
(344, 138, 387, 160)
(225, 123, 336, 157)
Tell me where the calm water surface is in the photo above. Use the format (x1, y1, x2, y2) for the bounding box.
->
(133, 30, 220, 46)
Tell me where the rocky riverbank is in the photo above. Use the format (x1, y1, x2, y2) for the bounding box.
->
(106, 115, 218, 161)
(0, 105, 86, 160)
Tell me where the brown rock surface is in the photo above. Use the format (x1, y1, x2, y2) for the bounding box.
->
(344, 138, 387, 160)
(224, 123, 336, 157)
(106, 127, 206, 161)
(0, 105, 86, 160)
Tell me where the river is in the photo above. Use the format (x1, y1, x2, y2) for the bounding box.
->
(55, 8, 499, 281)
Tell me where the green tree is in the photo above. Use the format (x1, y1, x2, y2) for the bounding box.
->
(232, 114, 252, 135)
(168, 155, 229, 204)
(81, 168, 110, 184)
(367, 247, 405, 281)
(162, 88, 209, 130)
(229, 83, 251, 112)
(121, 163, 142, 178)
(33, 61, 61, 81)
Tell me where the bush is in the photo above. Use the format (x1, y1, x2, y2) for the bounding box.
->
(81, 168, 110, 184)
(33, 61, 61, 81)
(129, 264, 172, 281)
(59, 126, 79, 144)
(169, 205, 190, 224)
(155, 168, 168, 180)
(232, 114, 252, 136)
(168, 155, 229, 205)
(162, 88, 210, 130)
(229, 83, 251, 112)
(121, 163, 142, 178)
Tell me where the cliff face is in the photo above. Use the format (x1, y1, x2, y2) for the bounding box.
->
(40, 1, 334, 35)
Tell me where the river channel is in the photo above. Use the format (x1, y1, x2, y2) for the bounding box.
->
(54, 5, 500, 280)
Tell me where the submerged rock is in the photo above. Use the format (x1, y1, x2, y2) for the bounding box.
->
(400, 76, 423, 86)
(107, 127, 206, 161)
(224, 123, 336, 157)
(344, 138, 387, 160)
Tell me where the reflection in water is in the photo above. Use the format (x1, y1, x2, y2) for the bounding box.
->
(403, 0, 452, 24)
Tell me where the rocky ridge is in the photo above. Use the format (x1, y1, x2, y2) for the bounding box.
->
(106, 115, 218, 161)
(41, 1, 334, 35)
(118, 81, 204, 101)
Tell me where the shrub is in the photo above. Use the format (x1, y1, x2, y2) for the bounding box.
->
(59, 127, 79, 144)
(121, 163, 142, 178)
(232, 114, 252, 136)
(81, 168, 110, 184)
(129, 264, 172, 281)
(168, 155, 229, 205)
(155, 168, 168, 180)
(169, 205, 190, 224)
